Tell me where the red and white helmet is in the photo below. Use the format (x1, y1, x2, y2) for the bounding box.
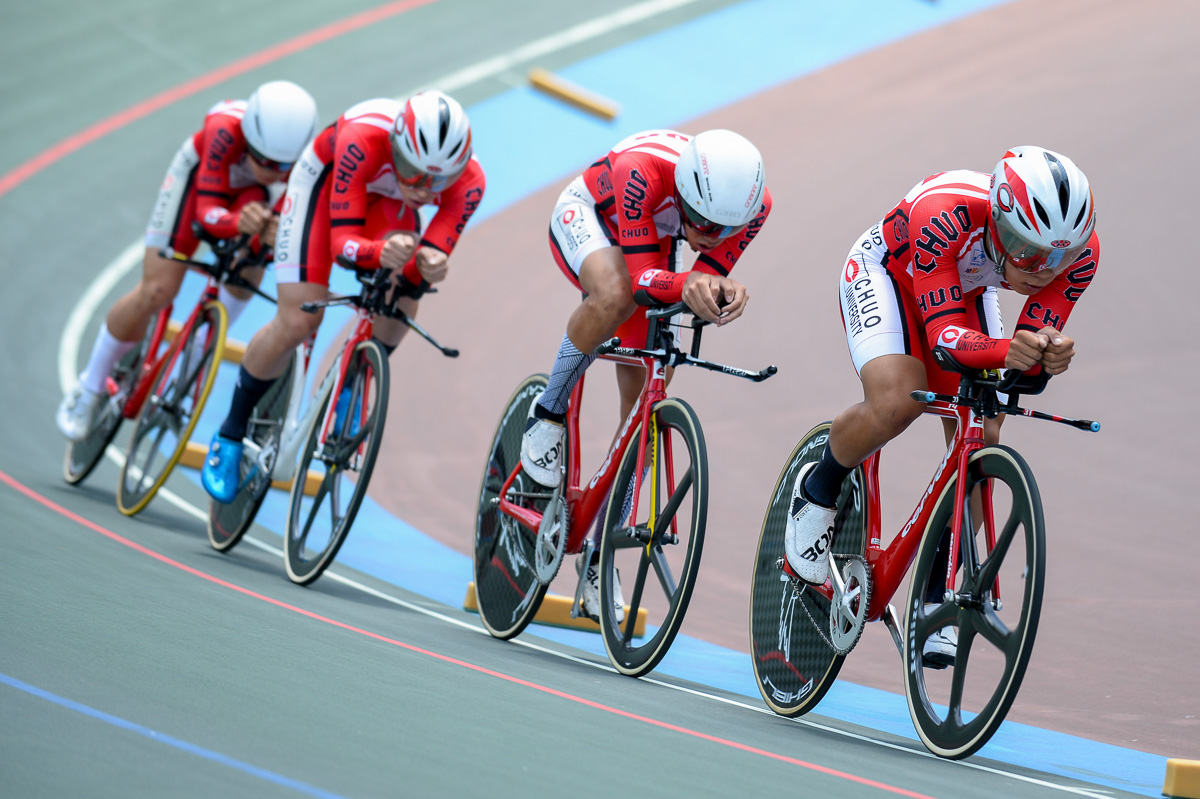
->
(241, 80, 319, 169)
(988, 145, 1095, 273)
(390, 90, 473, 191)
(674, 129, 765, 238)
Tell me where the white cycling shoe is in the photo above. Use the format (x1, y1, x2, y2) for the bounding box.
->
(56, 385, 106, 442)
(579, 554, 625, 624)
(922, 605, 958, 668)
(783, 462, 838, 585)
(520, 402, 564, 488)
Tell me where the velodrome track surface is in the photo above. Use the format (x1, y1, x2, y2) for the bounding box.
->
(2, 1, 1196, 797)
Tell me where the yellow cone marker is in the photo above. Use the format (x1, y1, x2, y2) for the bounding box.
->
(528, 68, 620, 121)
(464, 582, 645, 636)
(1165, 759, 1200, 799)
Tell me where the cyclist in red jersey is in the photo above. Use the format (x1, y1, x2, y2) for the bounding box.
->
(56, 81, 320, 441)
(201, 90, 484, 502)
(519, 128, 772, 620)
(785, 145, 1099, 662)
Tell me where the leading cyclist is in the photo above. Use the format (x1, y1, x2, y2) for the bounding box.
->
(201, 90, 485, 502)
(784, 146, 1099, 663)
(56, 80, 319, 441)
(519, 128, 772, 621)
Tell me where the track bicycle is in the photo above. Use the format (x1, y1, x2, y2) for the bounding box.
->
(748, 350, 1100, 758)
(474, 300, 775, 677)
(63, 225, 271, 515)
(207, 255, 458, 587)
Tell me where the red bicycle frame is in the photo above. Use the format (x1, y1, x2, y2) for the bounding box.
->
(794, 394, 996, 622)
(120, 278, 222, 421)
(495, 352, 668, 552)
(312, 307, 380, 455)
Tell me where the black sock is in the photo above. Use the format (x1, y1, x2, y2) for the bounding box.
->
(532, 401, 565, 425)
(218, 365, 276, 441)
(803, 444, 852, 508)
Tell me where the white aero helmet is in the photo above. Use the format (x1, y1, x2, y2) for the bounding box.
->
(390, 90, 473, 192)
(674, 129, 765, 238)
(988, 145, 1095, 273)
(241, 80, 319, 169)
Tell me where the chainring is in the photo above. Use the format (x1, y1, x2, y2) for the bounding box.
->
(534, 484, 568, 585)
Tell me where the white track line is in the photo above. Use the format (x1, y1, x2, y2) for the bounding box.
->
(55, 2, 1122, 794)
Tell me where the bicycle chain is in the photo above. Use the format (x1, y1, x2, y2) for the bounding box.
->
(789, 553, 870, 657)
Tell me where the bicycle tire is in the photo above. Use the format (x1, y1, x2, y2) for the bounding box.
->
(285, 339, 388, 585)
(62, 320, 156, 486)
(117, 301, 226, 516)
(207, 352, 297, 552)
(748, 422, 868, 717)
(598, 397, 707, 677)
(472, 374, 552, 640)
(903, 444, 1044, 759)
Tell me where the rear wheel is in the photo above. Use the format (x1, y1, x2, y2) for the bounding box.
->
(117, 302, 226, 515)
(208, 352, 296, 552)
(285, 340, 388, 585)
(63, 318, 156, 485)
(748, 422, 868, 717)
(904, 445, 1044, 759)
(598, 397, 707, 677)
(473, 375, 553, 640)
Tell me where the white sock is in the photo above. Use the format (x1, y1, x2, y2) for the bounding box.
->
(218, 285, 251, 328)
(79, 324, 136, 395)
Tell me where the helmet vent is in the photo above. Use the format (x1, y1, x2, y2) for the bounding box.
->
(692, 172, 702, 196)
(1032, 197, 1051, 228)
(1074, 198, 1089, 229)
(1016, 209, 1032, 231)
(418, 130, 428, 155)
(437, 97, 451, 147)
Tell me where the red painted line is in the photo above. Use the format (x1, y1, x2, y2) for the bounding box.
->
(0, 0, 440, 199)
(0, 468, 936, 799)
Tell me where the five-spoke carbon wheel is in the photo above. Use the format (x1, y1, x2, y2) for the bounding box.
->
(598, 398, 707, 678)
(285, 340, 388, 585)
(904, 444, 1044, 759)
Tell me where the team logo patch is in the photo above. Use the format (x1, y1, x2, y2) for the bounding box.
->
(844, 258, 860, 283)
(282, 196, 294, 215)
(938, 326, 968, 348)
(638, 269, 663, 287)
(562, 209, 575, 225)
(343, 240, 360, 260)
(995, 184, 1015, 212)
(204, 208, 223, 225)
(1050, 239, 1071, 248)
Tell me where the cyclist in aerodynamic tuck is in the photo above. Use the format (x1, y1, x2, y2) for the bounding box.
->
(785, 146, 1099, 665)
(200, 90, 485, 503)
(56, 80, 319, 441)
(519, 128, 773, 621)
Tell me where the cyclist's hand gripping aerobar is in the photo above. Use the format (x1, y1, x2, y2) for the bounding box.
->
(681, 272, 748, 326)
(1005, 326, 1075, 375)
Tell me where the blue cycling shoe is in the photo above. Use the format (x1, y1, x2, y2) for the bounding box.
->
(202, 433, 244, 504)
(332, 388, 362, 438)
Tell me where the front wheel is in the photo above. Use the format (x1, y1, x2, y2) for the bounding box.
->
(904, 445, 1045, 759)
(598, 398, 707, 678)
(472, 374, 553, 640)
(117, 301, 226, 515)
(208, 352, 296, 552)
(748, 422, 868, 717)
(285, 340, 388, 585)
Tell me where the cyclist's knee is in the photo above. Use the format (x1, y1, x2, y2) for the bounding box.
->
(277, 303, 323, 346)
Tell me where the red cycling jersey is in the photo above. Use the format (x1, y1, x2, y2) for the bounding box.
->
(580, 130, 771, 303)
(192, 100, 276, 240)
(307, 98, 486, 284)
(879, 170, 1099, 369)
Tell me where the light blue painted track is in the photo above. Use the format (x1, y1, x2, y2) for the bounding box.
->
(166, 1, 1164, 795)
